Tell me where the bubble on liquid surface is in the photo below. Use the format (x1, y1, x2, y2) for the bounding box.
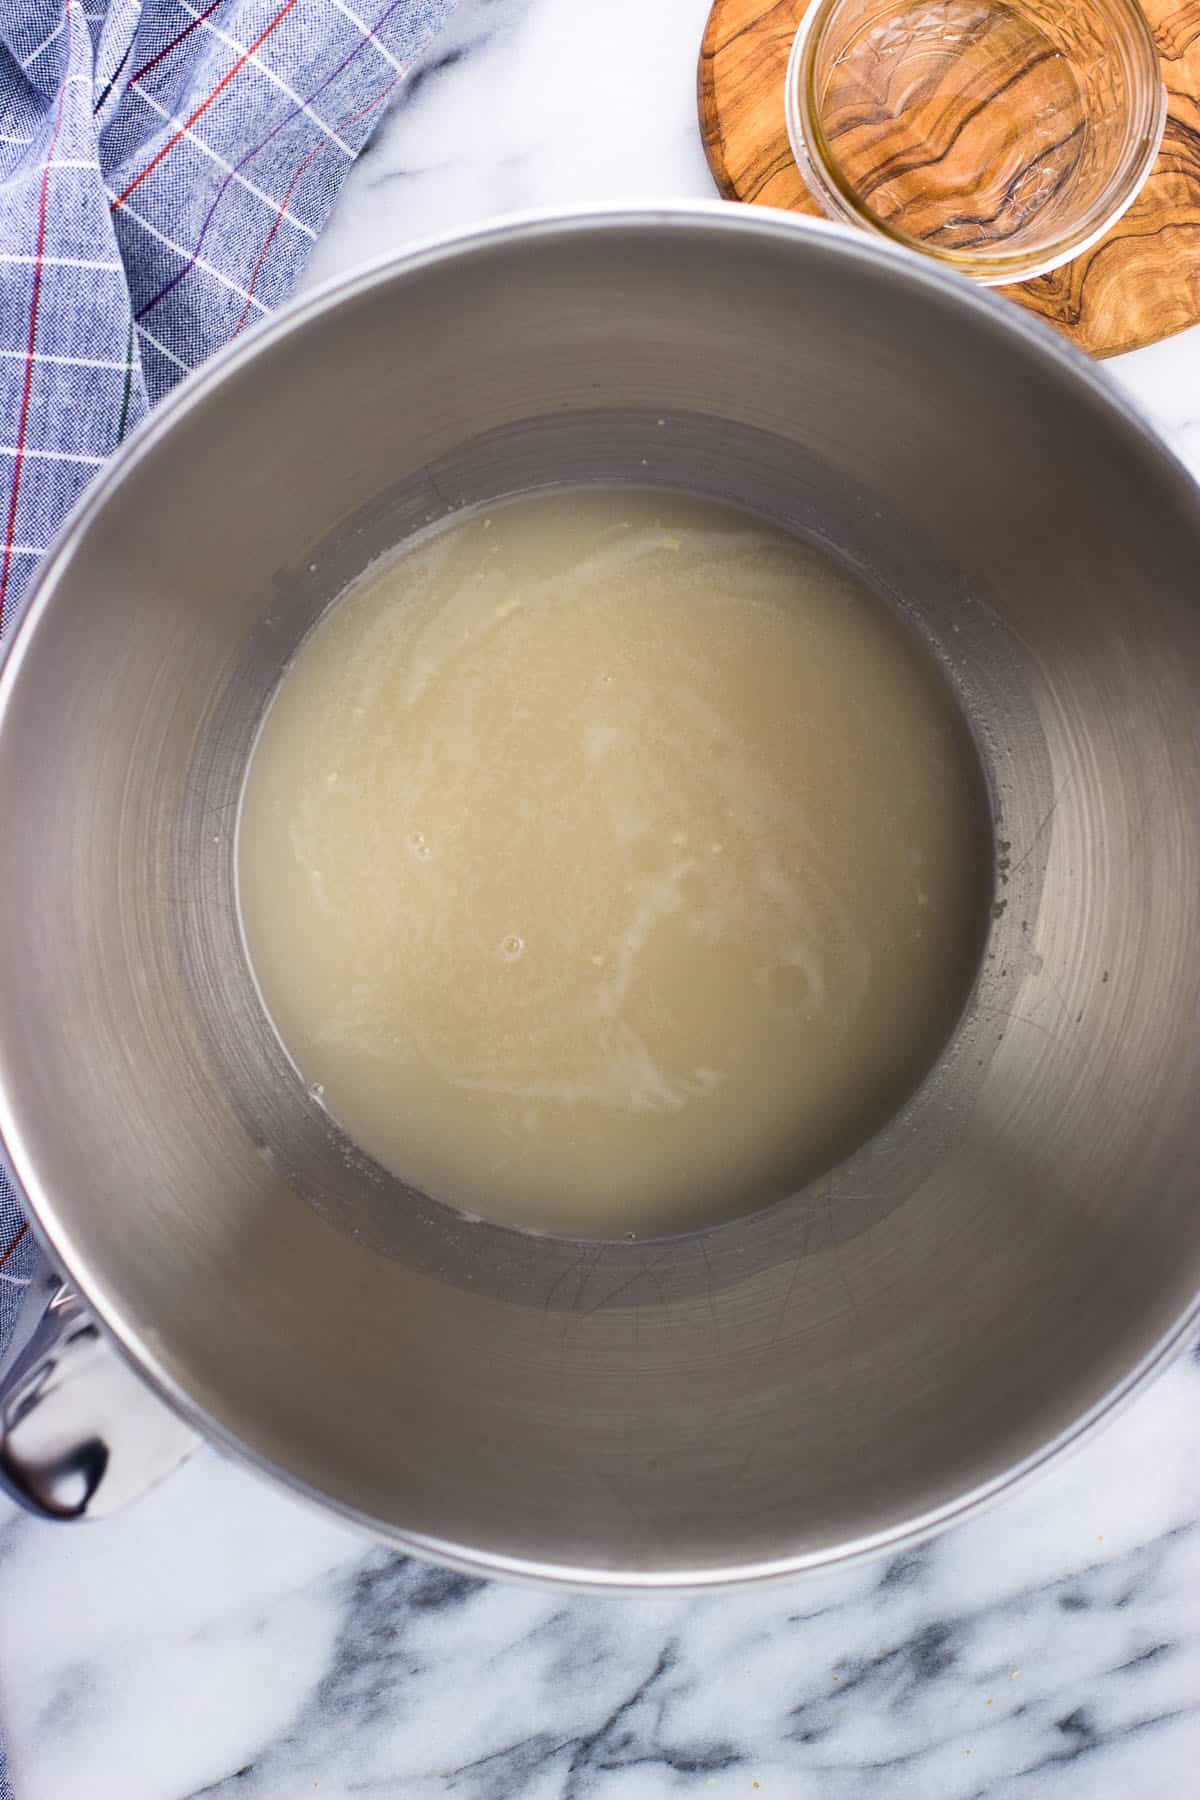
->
(406, 830, 432, 860)
(501, 934, 525, 961)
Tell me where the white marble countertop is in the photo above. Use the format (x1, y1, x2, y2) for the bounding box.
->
(4, 2, 1200, 1795)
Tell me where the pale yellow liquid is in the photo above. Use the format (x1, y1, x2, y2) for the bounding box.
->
(239, 490, 989, 1236)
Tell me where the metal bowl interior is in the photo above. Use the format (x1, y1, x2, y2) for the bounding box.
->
(1, 209, 1199, 1586)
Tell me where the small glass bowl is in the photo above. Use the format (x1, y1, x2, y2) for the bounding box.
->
(785, 0, 1166, 285)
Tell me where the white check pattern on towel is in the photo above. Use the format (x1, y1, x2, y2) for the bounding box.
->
(0, 0, 454, 1785)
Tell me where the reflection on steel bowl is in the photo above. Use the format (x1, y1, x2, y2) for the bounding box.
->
(1, 207, 1199, 1586)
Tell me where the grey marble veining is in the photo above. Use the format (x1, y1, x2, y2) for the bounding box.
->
(2, 1347, 1199, 1798)
(4, 1, 1200, 1795)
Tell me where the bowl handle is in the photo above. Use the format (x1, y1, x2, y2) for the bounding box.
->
(0, 1272, 200, 1519)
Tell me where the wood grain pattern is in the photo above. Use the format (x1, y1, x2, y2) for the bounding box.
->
(699, 0, 1200, 357)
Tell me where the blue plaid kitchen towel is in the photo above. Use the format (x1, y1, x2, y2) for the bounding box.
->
(0, 0, 454, 1785)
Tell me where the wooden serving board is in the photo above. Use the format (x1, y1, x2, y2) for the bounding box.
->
(699, 0, 1200, 357)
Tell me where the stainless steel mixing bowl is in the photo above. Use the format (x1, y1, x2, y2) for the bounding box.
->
(1, 207, 1199, 1586)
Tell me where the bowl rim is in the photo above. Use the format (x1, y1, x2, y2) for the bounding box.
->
(783, 0, 1168, 286)
(2, 201, 1199, 1590)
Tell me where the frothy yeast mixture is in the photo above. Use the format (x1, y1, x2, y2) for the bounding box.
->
(239, 489, 989, 1236)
